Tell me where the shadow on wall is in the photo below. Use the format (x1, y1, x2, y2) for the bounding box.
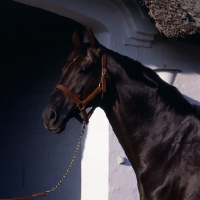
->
(184, 95, 200, 106)
(0, 1, 84, 199)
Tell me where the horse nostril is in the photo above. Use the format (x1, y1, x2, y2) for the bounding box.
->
(49, 110, 57, 124)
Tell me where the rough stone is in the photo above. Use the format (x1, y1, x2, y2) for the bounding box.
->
(137, 0, 200, 39)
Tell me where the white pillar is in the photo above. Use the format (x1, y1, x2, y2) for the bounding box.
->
(81, 108, 109, 200)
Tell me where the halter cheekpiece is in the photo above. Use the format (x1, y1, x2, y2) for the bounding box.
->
(55, 53, 107, 125)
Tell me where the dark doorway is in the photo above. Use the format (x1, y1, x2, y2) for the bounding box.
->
(0, 1, 84, 199)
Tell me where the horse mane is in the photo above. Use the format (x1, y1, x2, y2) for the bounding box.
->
(105, 47, 200, 118)
(68, 43, 91, 61)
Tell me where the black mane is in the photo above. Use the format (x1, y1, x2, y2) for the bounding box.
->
(104, 46, 200, 118)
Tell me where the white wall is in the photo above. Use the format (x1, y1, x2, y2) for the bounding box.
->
(10, 1, 200, 200)
(81, 33, 110, 200)
(81, 108, 109, 200)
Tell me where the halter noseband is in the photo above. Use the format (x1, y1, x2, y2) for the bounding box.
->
(55, 53, 107, 125)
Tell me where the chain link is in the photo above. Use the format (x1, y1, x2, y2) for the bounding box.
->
(45, 123, 86, 195)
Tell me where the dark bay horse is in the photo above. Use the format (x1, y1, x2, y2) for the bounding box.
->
(42, 27, 200, 200)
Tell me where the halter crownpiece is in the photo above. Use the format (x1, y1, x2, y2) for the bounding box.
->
(55, 53, 107, 125)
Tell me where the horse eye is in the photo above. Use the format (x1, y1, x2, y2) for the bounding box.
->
(79, 66, 92, 74)
(81, 67, 86, 71)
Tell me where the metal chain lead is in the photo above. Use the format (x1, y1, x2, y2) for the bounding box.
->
(45, 123, 86, 195)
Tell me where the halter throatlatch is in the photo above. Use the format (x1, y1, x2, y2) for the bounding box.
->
(56, 53, 107, 125)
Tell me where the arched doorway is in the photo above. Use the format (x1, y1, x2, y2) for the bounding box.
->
(0, 1, 84, 199)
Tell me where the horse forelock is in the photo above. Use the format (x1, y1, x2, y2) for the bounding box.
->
(68, 43, 91, 62)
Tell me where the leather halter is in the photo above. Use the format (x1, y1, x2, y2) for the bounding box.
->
(55, 53, 107, 125)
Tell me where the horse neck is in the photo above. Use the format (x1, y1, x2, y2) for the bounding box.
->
(101, 51, 160, 171)
(101, 50, 195, 173)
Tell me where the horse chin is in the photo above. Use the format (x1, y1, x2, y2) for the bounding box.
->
(50, 125, 66, 134)
(44, 119, 69, 134)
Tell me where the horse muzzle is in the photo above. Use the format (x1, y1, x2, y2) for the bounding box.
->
(42, 104, 69, 134)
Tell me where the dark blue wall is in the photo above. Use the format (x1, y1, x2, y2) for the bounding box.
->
(0, 1, 84, 199)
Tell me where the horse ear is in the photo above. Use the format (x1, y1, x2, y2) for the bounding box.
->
(72, 31, 81, 48)
(86, 26, 99, 48)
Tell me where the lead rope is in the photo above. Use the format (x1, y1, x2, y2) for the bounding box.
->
(45, 123, 86, 195)
(0, 123, 86, 200)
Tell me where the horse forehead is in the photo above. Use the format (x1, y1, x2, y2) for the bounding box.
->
(67, 47, 98, 66)
(75, 55, 91, 65)
(67, 54, 85, 67)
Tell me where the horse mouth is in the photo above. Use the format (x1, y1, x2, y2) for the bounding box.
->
(50, 127, 65, 134)
(44, 121, 67, 134)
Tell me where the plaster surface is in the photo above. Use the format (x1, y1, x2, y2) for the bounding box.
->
(81, 108, 109, 200)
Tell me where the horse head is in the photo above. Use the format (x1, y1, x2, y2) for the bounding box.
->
(42, 27, 106, 133)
